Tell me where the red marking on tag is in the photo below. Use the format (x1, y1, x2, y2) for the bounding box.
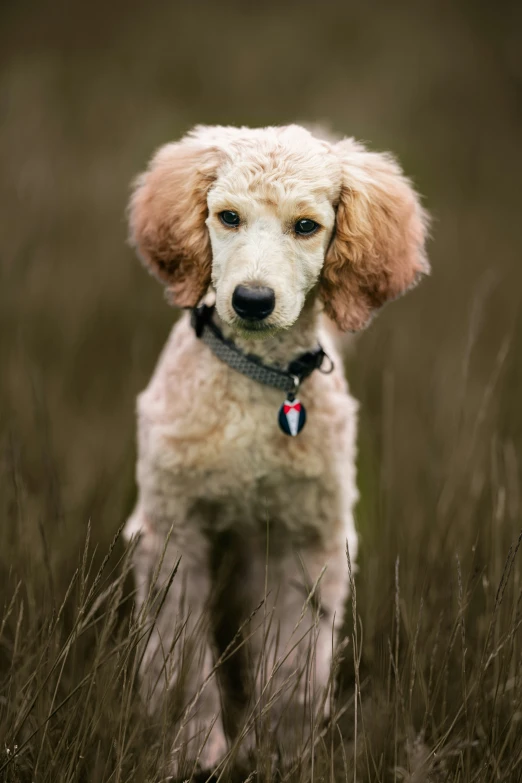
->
(283, 402, 302, 414)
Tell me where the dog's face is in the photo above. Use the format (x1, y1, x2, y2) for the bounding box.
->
(129, 125, 429, 333)
(206, 129, 340, 335)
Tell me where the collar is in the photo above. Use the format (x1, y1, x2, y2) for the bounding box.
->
(191, 303, 333, 395)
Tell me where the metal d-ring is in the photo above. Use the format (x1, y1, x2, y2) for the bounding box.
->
(319, 352, 335, 375)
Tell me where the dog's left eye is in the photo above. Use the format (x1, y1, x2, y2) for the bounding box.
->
(295, 219, 319, 236)
(219, 210, 241, 227)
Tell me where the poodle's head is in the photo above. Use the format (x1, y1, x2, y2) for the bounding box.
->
(129, 124, 429, 334)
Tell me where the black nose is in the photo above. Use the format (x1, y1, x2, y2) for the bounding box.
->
(232, 285, 275, 321)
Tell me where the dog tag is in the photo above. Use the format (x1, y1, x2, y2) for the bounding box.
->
(278, 396, 306, 436)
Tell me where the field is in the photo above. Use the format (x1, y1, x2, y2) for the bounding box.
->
(1, 2, 522, 780)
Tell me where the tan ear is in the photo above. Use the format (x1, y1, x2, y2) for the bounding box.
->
(128, 138, 224, 307)
(320, 139, 430, 331)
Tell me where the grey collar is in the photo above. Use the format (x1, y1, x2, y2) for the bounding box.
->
(191, 304, 333, 395)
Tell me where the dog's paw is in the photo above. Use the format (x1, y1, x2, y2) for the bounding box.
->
(196, 720, 229, 771)
(170, 717, 229, 779)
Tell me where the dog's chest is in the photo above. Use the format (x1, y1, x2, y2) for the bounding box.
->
(143, 376, 330, 481)
(137, 321, 357, 526)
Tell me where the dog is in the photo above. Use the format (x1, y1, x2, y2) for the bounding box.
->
(124, 124, 429, 774)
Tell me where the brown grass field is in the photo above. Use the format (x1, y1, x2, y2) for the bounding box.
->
(1, 1, 522, 780)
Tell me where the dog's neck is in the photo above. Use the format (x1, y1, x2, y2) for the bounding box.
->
(213, 294, 321, 369)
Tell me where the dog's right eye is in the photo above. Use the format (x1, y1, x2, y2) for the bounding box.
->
(219, 210, 241, 227)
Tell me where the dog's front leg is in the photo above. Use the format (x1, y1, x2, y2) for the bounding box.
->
(244, 542, 349, 762)
(129, 515, 227, 774)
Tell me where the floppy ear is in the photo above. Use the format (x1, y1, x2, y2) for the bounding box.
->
(320, 139, 430, 331)
(128, 138, 223, 307)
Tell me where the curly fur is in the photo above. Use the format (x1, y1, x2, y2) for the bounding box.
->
(321, 139, 430, 331)
(129, 140, 224, 306)
(124, 124, 429, 774)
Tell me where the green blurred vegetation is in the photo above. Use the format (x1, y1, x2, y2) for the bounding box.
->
(1, 1, 522, 780)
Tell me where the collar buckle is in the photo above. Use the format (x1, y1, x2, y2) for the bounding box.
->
(287, 347, 333, 381)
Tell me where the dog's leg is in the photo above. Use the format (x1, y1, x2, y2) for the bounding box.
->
(244, 538, 351, 761)
(129, 517, 228, 774)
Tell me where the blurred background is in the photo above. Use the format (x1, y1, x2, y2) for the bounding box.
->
(1, 0, 522, 779)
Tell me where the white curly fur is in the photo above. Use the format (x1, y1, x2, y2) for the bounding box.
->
(124, 124, 429, 773)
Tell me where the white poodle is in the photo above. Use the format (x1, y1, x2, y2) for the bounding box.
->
(124, 124, 429, 774)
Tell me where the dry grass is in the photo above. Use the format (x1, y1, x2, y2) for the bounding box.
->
(1, 1, 522, 780)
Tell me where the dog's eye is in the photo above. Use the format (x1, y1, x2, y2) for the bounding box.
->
(295, 218, 319, 236)
(219, 210, 241, 227)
